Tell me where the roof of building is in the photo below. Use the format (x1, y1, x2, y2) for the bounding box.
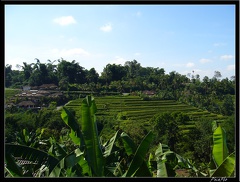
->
(18, 101, 35, 106)
(48, 92, 63, 97)
(15, 93, 44, 97)
(37, 90, 50, 94)
(39, 84, 58, 88)
(142, 90, 156, 95)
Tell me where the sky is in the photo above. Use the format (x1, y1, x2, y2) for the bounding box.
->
(5, 4, 236, 80)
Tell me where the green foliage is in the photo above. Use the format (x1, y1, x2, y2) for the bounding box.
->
(15, 128, 46, 148)
(5, 95, 235, 178)
(123, 131, 153, 177)
(220, 95, 235, 116)
(150, 112, 184, 151)
(5, 144, 59, 176)
(186, 117, 213, 164)
(220, 115, 235, 153)
(117, 112, 128, 120)
(80, 95, 104, 176)
(5, 96, 157, 177)
(211, 152, 235, 177)
(212, 125, 229, 167)
(209, 124, 235, 177)
(5, 88, 22, 99)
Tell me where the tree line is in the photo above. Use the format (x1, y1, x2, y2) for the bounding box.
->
(5, 58, 235, 116)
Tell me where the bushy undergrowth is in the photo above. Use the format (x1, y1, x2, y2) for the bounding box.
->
(5, 95, 234, 167)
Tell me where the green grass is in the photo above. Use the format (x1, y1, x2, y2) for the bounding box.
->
(5, 88, 22, 100)
(64, 95, 226, 141)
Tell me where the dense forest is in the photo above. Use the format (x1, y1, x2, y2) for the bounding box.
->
(5, 58, 236, 177)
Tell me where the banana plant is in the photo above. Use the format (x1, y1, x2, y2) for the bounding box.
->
(61, 95, 155, 177)
(209, 123, 235, 177)
(15, 128, 46, 148)
(80, 95, 104, 176)
(154, 143, 208, 177)
(5, 144, 59, 177)
(4, 95, 157, 177)
(155, 143, 187, 177)
(122, 131, 153, 177)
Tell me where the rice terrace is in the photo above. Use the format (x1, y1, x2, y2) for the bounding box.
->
(65, 95, 228, 137)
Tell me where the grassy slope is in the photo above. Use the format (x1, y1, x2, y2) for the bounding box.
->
(65, 95, 227, 141)
(5, 88, 22, 100)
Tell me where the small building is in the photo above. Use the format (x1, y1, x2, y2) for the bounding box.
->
(37, 90, 50, 95)
(48, 92, 63, 98)
(29, 90, 38, 93)
(31, 86, 39, 90)
(22, 85, 31, 91)
(142, 90, 156, 96)
(39, 84, 58, 90)
(122, 93, 130, 96)
(18, 101, 35, 109)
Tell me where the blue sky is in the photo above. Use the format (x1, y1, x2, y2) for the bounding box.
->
(5, 5, 236, 79)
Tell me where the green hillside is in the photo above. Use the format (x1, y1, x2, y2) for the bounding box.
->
(65, 95, 227, 141)
(5, 88, 21, 100)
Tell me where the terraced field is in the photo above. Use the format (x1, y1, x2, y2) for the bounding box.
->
(65, 95, 227, 135)
(5, 88, 22, 100)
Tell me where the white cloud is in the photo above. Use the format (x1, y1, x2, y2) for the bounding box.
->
(100, 23, 112, 32)
(173, 63, 184, 67)
(159, 62, 166, 66)
(199, 58, 211, 64)
(68, 38, 74, 42)
(213, 43, 225, 47)
(110, 56, 127, 65)
(186, 62, 194, 68)
(135, 11, 142, 17)
(134, 52, 141, 56)
(5, 57, 28, 70)
(51, 48, 90, 57)
(53, 16, 77, 26)
(227, 64, 235, 71)
(220, 55, 234, 60)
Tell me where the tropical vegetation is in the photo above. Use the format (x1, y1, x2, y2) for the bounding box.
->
(4, 58, 236, 178)
(5, 96, 235, 177)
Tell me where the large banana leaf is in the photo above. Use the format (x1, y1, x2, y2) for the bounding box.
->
(61, 107, 84, 150)
(5, 153, 23, 177)
(34, 164, 49, 177)
(211, 152, 235, 177)
(158, 151, 178, 177)
(61, 107, 79, 131)
(102, 130, 123, 176)
(49, 148, 88, 177)
(212, 126, 229, 167)
(5, 144, 59, 175)
(133, 160, 153, 177)
(103, 130, 121, 157)
(147, 152, 154, 174)
(123, 131, 153, 177)
(155, 143, 194, 177)
(155, 143, 170, 177)
(120, 132, 137, 156)
(80, 95, 104, 176)
(49, 142, 68, 161)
